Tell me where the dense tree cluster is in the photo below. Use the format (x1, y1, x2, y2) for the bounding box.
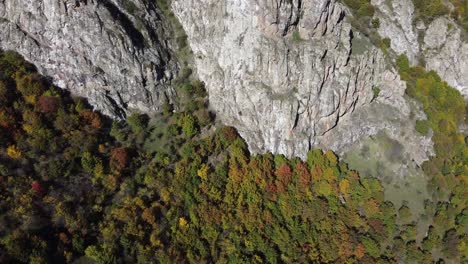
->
(397, 54, 467, 263)
(91, 141, 402, 263)
(0, 51, 465, 263)
(0, 51, 129, 263)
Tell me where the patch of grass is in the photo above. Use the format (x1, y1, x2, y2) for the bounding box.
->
(372, 86, 381, 100)
(415, 119, 430, 135)
(413, 0, 450, 24)
(343, 132, 430, 228)
(292, 30, 303, 43)
(343, 0, 375, 18)
(122, 0, 138, 15)
(380, 38, 391, 52)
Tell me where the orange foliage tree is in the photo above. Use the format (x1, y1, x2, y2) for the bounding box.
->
(110, 147, 131, 173)
(80, 110, 102, 129)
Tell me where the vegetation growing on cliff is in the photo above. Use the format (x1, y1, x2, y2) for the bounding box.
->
(397, 53, 467, 262)
(344, 0, 468, 31)
(449, 0, 468, 30)
(0, 51, 466, 263)
(414, 0, 468, 30)
(413, 0, 450, 23)
(342, 0, 374, 18)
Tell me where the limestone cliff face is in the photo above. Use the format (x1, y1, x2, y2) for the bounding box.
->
(373, 0, 468, 98)
(0, 0, 438, 162)
(0, 0, 177, 118)
(172, 0, 431, 160)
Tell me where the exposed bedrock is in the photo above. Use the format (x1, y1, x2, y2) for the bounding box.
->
(0, 0, 177, 118)
(172, 0, 432, 160)
(0, 0, 440, 162)
(373, 0, 468, 98)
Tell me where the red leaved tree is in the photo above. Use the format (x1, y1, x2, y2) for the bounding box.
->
(110, 147, 131, 173)
(79, 110, 102, 129)
(221, 126, 238, 142)
(276, 163, 292, 193)
(31, 180, 45, 196)
(36, 96, 60, 113)
(295, 161, 311, 186)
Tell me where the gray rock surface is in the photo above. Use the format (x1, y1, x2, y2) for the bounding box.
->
(0, 0, 177, 118)
(0, 0, 438, 163)
(172, 0, 432, 160)
(424, 18, 468, 98)
(373, 0, 468, 98)
(372, 0, 420, 63)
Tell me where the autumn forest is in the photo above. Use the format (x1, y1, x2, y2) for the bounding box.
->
(0, 50, 466, 263)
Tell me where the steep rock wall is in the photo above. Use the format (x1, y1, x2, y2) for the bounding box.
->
(0, 0, 177, 117)
(373, 0, 468, 98)
(172, 0, 431, 160)
(0, 0, 438, 162)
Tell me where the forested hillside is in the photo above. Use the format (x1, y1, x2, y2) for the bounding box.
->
(0, 51, 466, 263)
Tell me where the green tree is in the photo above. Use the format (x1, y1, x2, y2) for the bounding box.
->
(362, 236, 380, 258)
(178, 113, 198, 138)
(398, 204, 413, 224)
(422, 226, 439, 251)
(442, 229, 460, 259)
(126, 113, 148, 134)
(85, 245, 117, 264)
(81, 152, 100, 175)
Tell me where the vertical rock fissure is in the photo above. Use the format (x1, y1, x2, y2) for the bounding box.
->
(99, 0, 145, 50)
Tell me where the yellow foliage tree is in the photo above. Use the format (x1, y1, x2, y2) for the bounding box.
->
(324, 150, 338, 166)
(22, 123, 34, 134)
(160, 187, 171, 203)
(197, 163, 209, 181)
(7, 145, 22, 159)
(179, 217, 189, 229)
(315, 181, 332, 197)
(323, 167, 337, 183)
(24, 95, 36, 105)
(339, 179, 350, 196)
(150, 231, 162, 248)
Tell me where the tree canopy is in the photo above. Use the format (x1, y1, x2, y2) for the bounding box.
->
(0, 51, 465, 263)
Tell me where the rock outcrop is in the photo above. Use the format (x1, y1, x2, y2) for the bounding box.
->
(0, 0, 439, 162)
(423, 17, 468, 98)
(0, 0, 177, 118)
(373, 0, 468, 98)
(172, 0, 432, 160)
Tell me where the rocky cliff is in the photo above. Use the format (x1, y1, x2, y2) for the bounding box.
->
(3, 0, 465, 161)
(172, 0, 433, 160)
(0, 0, 177, 118)
(373, 0, 468, 98)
